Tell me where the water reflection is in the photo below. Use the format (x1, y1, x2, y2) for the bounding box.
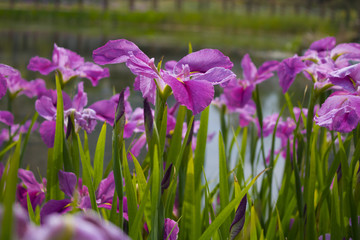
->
(0, 30, 306, 187)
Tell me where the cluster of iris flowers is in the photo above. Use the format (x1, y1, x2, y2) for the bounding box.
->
(0, 37, 359, 240)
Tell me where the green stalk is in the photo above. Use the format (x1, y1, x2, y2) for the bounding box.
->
(112, 90, 126, 228)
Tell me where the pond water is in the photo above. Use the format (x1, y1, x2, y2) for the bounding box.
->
(0, 30, 308, 196)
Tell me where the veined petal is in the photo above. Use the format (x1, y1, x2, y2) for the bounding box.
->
(95, 172, 115, 204)
(39, 120, 56, 148)
(126, 52, 159, 79)
(223, 80, 254, 109)
(331, 43, 360, 60)
(191, 67, 236, 86)
(278, 56, 306, 93)
(163, 73, 214, 115)
(315, 94, 360, 132)
(18, 169, 42, 192)
(328, 63, 360, 92)
(309, 37, 336, 52)
(53, 43, 84, 70)
(165, 60, 177, 71)
(255, 60, 279, 84)
(27, 56, 56, 75)
(93, 39, 142, 65)
(21, 78, 47, 99)
(164, 218, 179, 240)
(35, 96, 57, 120)
(241, 54, 257, 82)
(134, 75, 156, 105)
(0, 111, 14, 126)
(72, 82, 88, 112)
(174, 49, 233, 74)
(40, 199, 72, 224)
(76, 62, 110, 86)
(88, 99, 116, 125)
(58, 170, 77, 197)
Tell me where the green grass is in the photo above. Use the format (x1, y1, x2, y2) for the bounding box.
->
(0, 6, 354, 51)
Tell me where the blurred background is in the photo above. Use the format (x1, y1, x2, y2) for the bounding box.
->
(0, 0, 359, 181)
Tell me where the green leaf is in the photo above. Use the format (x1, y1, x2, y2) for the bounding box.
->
(174, 116, 194, 179)
(1, 136, 21, 240)
(194, 106, 209, 187)
(250, 206, 258, 240)
(159, 105, 168, 159)
(0, 141, 17, 158)
(331, 173, 341, 240)
(180, 155, 196, 239)
(49, 73, 65, 200)
(77, 134, 99, 214)
(26, 192, 36, 223)
(19, 112, 38, 166)
(93, 122, 107, 189)
(284, 92, 295, 121)
(122, 143, 137, 230)
(199, 169, 268, 240)
(129, 176, 152, 239)
(151, 145, 160, 239)
(167, 106, 186, 165)
(276, 207, 285, 240)
(132, 153, 152, 231)
(305, 126, 317, 239)
(219, 131, 231, 237)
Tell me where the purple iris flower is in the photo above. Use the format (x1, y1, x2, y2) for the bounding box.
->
(0, 111, 38, 147)
(164, 218, 179, 240)
(258, 112, 299, 162)
(24, 212, 130, 240)
(0, 64, 46, 99)
(278, 55, 306, 93)
(161, 60, 236, 115)
(40, 171, 128, 223)
(16, 169, 46, 211)
(277, 37, 360, 93)
(328, 63, 360, 93)
(223, 54, 278, 109)
(28, 44, 109, 86)
(213, 94, 256, 128)
(93, 39, 236, 114)
(36, 82, 98, 148)
(309, 37, 336, 53)
(315, 92, 360, 133)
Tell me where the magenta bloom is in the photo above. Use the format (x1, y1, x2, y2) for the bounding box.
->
(36, 82, 98, 148)
(315, 92, 360, 133)
(278, 55, 306, 93)
(40, 170, 128, 222)
(0, 64, 46, 98)
(222, 54, 278, 110)
(16, 169, 46, 211)
(164, 218, 179, 240)
(0, 111, 38, 147)
(277, 37, 360, 93)
(93, 39, 236, 114)
(28, 44, 109, 86)
(309, 37, 336, 52)
(328, 63, 360, 93)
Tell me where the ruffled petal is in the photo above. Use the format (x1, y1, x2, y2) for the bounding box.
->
(93, 39, 142, 65)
